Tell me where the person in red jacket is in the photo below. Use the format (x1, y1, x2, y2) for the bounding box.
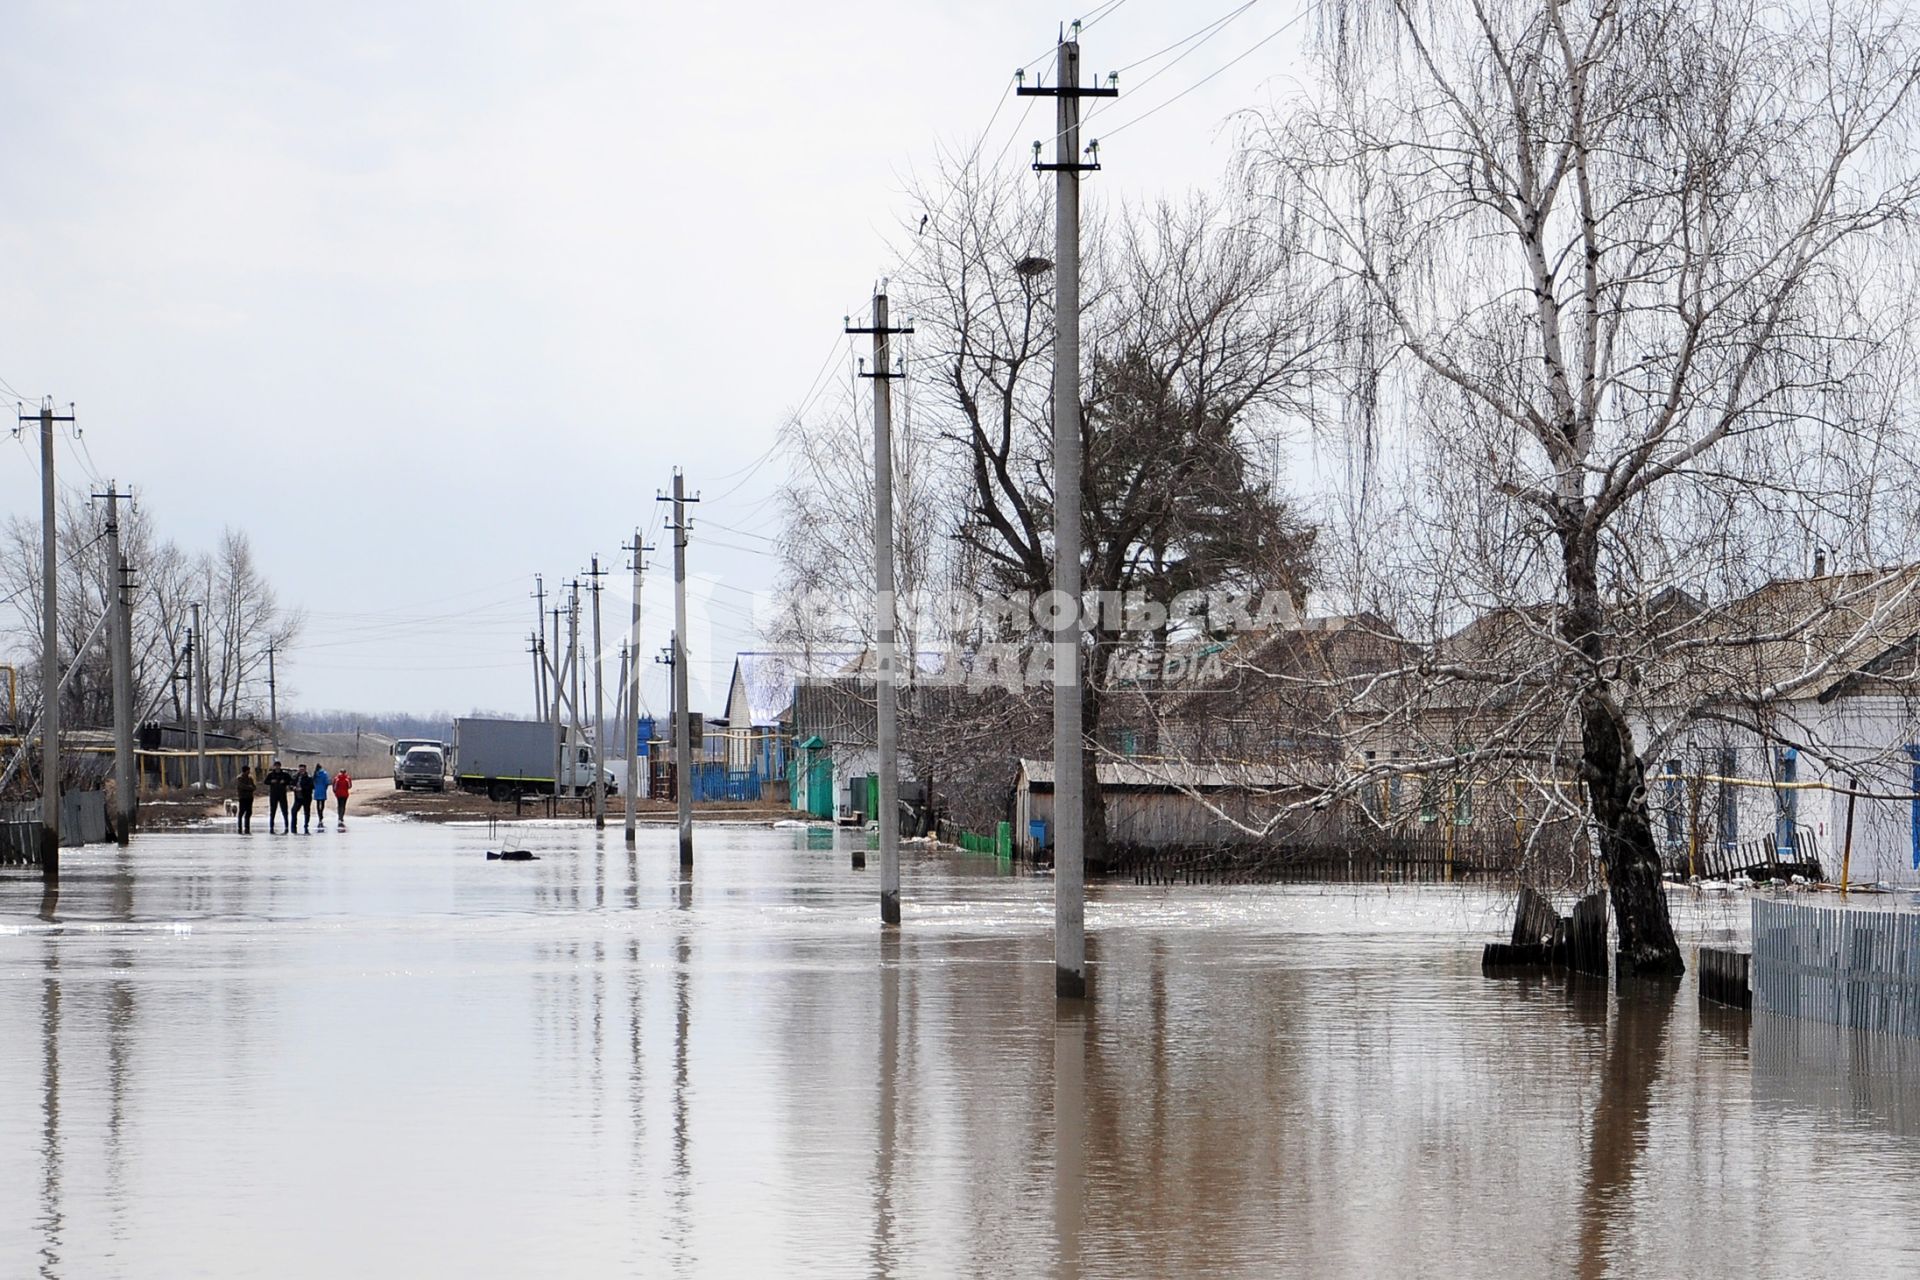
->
(332, 770, 352, 826)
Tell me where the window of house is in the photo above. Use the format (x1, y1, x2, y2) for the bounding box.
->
(1452, 778, 1472, 826)
(1419, 776, 1439, 823)
(1909, 746, 1920, 871)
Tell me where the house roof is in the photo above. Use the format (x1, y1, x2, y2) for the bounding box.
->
(1651, 563, 1920, 705)
(728, 651, 822, 727)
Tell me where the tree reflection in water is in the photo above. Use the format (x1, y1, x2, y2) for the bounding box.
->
(1575, 979, 1678, 1280)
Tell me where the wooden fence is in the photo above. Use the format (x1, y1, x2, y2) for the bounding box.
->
(1103, 827, 1565, 887)
(1675, 826, 1826, 883)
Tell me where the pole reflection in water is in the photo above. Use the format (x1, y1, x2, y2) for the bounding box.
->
(868, 932, 901, 1278)
(39, 942, 63, 1280)
(5, 826, 1920, 1276)
(671, 867, 692, 1278)
(1053, 1002, 1088, 1280)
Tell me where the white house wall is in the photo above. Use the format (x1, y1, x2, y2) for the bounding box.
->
(1634, 694, 1920, 887)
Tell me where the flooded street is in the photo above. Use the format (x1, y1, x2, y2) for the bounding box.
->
(3, 820, 1918, 1277)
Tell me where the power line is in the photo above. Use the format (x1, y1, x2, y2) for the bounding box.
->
(1097, 2, 1318, 142)
(699, 516, 779, 544)
(1078, 0, 1133, 33)
(1115, 0, 1261, 77)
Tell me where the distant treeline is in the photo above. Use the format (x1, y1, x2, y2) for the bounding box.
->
(284, 710, 519, 741)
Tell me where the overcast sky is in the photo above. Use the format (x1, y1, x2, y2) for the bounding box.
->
(0, 0, 1313, 718)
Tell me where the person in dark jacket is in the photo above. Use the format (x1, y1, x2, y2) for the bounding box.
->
(236, 766, 257, 834)
(265, 761, 293, 833)
(293, 764, 315, 833)
(311, 765, 331, 831)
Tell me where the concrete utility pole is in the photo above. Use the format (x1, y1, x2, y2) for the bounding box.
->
(849, 290, 915, 926)
(189, 602, 208, 789)
(658, 471, 699, 868)
(267, 639, 279, 759)
(199, 602, 213, 780)
(98, 484, 137, 843)
(533, 575, 550, 722)
(587, 555, 607, 828)
(26, 400, 74, 879)
(1020, 29, 1115, 1000)
(528, 632, 543, 721)
(623, 529, 651, 844)
(614, 640, 629, 808)
(182, 628, 196, 787)
(550, 603, 565, 803)
(567, 584, 583, 799)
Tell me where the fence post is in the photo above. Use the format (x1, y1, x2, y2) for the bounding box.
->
(1841, 777, 1858, 893)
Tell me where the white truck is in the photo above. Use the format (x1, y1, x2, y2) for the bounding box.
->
(451, 717, 614, 800)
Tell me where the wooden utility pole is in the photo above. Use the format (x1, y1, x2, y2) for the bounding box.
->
(587, 555, 607, 828)
(97, 484, 137, 843)
(26, 400, 74, 879)
(624, 529, 651, 845)
(849, 290, 914, 926)
(1019, 28, 1114, 1000)
(659, 471, 699, 868)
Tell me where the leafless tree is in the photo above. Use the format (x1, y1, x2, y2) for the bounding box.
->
(1, 497, 302, 735)
(776, 157, 1321, 844)
(1241, 0, 1920, 973)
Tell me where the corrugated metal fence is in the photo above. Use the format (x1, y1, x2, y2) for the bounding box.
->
(1752, 897, 1920, 1039)
(1, 792, 110, 865)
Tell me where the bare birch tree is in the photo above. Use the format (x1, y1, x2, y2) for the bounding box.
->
(1244, 0, 1920, 973)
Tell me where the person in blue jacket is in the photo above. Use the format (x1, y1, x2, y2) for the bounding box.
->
(312, 764, 331, 830)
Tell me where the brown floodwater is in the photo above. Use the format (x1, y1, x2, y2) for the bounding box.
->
(2, 819, 1916, 1277)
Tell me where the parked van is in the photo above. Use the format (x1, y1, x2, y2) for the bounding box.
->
(395, 745, 447, 792)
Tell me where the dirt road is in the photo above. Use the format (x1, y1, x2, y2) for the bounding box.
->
(360, 775, 792, 824)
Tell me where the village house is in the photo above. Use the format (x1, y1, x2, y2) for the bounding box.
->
(1633, 564, 1920, 886)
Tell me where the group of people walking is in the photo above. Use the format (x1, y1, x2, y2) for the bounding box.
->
(234, 761, 351, 834)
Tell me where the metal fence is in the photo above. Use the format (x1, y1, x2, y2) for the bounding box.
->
(1751, 897, 1920, 1039)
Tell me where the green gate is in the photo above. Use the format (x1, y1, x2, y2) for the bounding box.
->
(795, 736, 833, 818)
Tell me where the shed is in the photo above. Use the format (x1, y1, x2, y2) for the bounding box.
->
(1012, 756, 1315, 857)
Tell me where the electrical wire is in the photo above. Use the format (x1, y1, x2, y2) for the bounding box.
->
(700, 517, 779, 544)
(1096, 2, 1319, 142)
(1078, 0, 1132, 33)
(1116, 0, 1261, 76)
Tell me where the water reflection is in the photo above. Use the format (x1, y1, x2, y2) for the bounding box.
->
(670, 868, 692, 1278)
(868, 933, 900, 1278)
(7, 826, 1920, 1277)
(38, 944, 62, 1280)
(1053, 1004, 1088, 1280)
(1575, 979, 1676, 1280)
